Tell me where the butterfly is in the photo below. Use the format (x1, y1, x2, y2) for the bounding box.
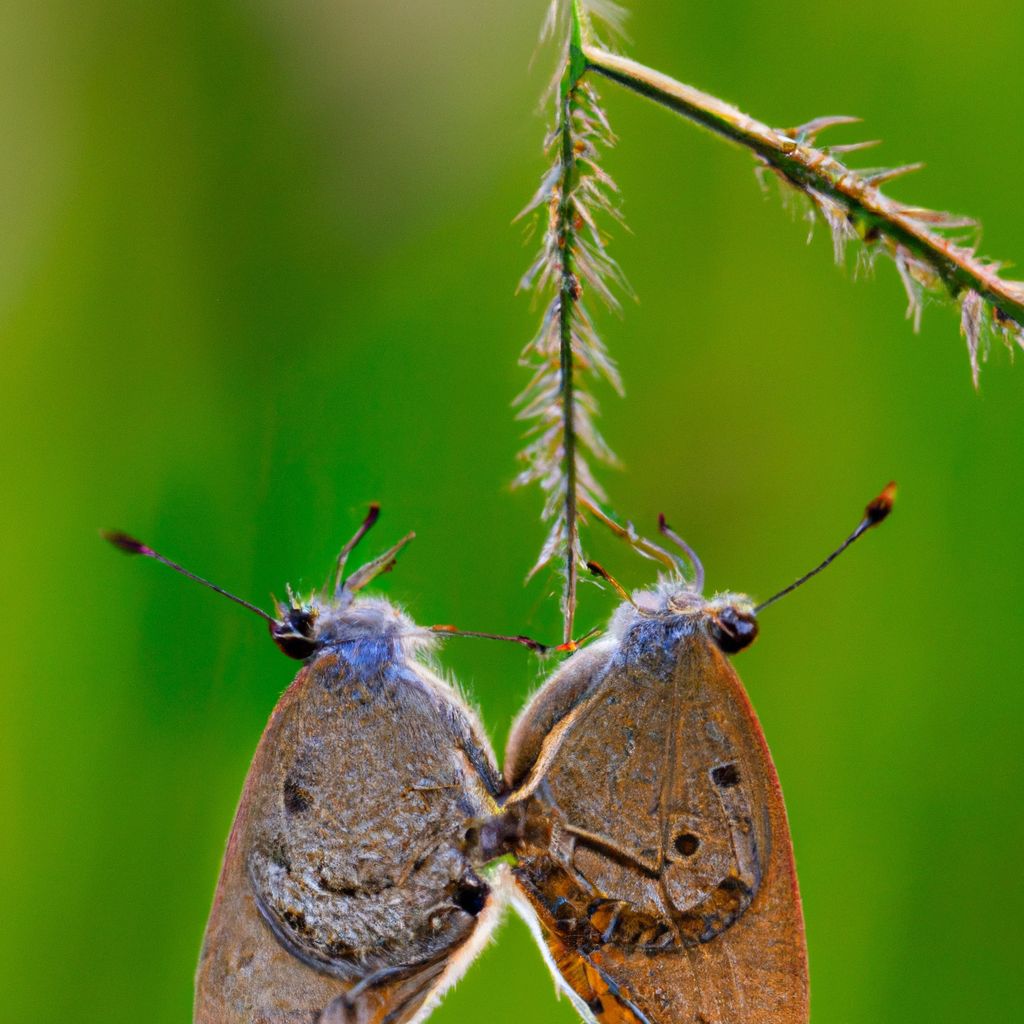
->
(106, 486, 892, 1024)
(498, 487, 892, 1024)
(502, 582, 803, 1024)
(107, 509, 506, 1024)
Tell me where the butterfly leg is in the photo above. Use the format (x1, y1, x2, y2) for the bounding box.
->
(316, 961, 447, 1024)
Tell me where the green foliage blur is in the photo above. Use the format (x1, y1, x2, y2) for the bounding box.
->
(4, 1, 1023, 1021)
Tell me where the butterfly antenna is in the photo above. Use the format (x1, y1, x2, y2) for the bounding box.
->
(586, 560, 637, 607)
(430, 623, 600, 655)
(333, 503, 382, 594)
(754, 482, 897, 614)
(581, 497, 678, 572)
(431, 625, 549, 654)
(657, 514, 705, 591)
(101, 530, 278, 624)
(343, 532, 416, 594)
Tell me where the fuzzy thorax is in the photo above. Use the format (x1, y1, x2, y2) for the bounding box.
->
(308, 596, 436, 656)
(611, 578, 756, 642)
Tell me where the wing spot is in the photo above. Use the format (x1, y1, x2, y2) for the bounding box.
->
(674, 833, 700, 857)
(450, 876, 489, 916)
(283, 775, 312, 814)
(283, 907, 307, 932)
(711, 763, 740, 788)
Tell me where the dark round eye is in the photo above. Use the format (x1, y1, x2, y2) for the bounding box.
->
(270, 609, 318, 660)
(711, 606, 758, 654)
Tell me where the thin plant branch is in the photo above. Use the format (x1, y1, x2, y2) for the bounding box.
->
(580, 42, 1024, 388)
(516, 1, 1022, 640)
(516, 2, 628, 643)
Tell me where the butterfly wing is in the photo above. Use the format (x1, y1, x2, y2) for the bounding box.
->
(506, 626, 808, 1024)
(195, 648, 502, 1024)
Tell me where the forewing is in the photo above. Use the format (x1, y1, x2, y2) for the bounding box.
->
(510, 631, 808, 1024)
(195, 652, 501, 1024)
(530, 636, 683, 876)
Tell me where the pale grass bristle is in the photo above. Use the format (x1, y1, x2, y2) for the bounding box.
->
(577, 41, 1024, 385)
(757, 126, 1024, 387)
(543, 0, 629, 45)
(516, 1, 1024, 641)
(515, 69, 628, 605)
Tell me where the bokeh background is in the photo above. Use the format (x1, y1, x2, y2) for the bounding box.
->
(4, 1, 1023, 1021)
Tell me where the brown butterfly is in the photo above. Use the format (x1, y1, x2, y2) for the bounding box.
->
(106, 486, 892, 1024)
(106, 508, 511, 1024)
(498, 485, 894, 1024)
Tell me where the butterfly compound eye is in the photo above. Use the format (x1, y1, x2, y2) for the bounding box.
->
(711, 606, 758, 654)
(270, 609, 319, 660)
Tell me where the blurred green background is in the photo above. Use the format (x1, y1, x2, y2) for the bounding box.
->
(4, 1, 1023, 1021)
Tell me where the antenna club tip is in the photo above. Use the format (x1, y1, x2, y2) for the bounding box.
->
(866, 481, 898, 525)
(586, 561, 604, 577)
(517, 635, 549, 653)
(657, 513, 668, 531)
(101, 530, 152, 556)
(365, 502, 381, 520)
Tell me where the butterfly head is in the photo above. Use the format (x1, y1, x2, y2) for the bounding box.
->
(632, 581, 759, 654)
(270, 590, 430, 662)
(703, 594, 759, 653)
(264, 507, 430, 661)
(269, 603, 320, 660)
